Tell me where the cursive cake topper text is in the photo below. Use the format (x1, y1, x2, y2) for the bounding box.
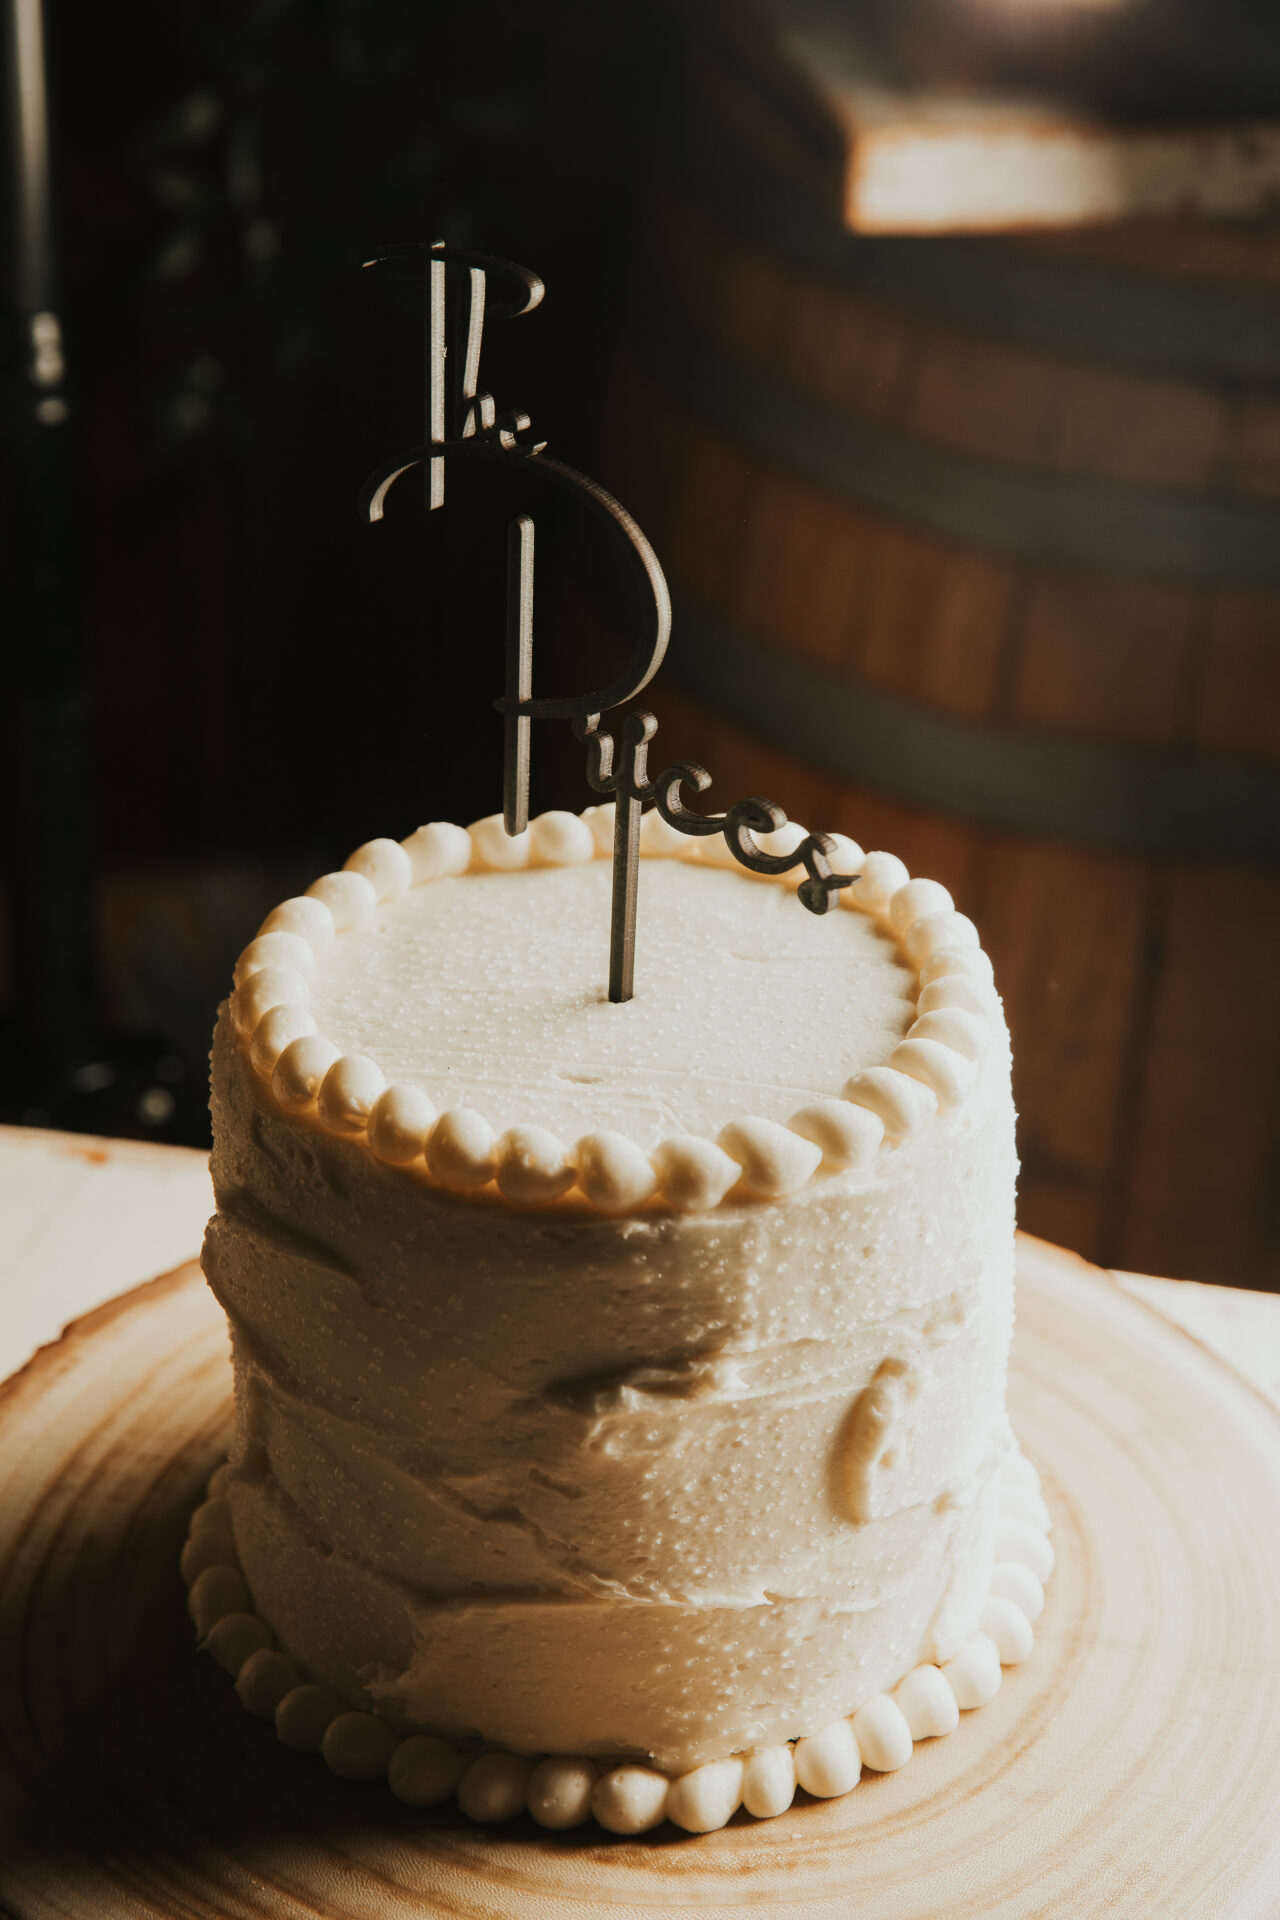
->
(357, 240, 855, 1002)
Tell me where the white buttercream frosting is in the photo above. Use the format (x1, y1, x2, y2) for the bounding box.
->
(307, 859, 914, 1147)
(201, 816, 1024, 1793)
(183, 1447, 1051, 1829)
(222, 813, 1006, 1214)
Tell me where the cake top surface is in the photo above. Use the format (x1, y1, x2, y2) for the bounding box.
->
(228, 811, 1002, 1213)
(312, 859, 915, 1146)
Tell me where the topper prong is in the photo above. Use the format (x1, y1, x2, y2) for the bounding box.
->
(610, 790, 641, 1004)
(427, 250, 446, 509)
(607, 712, 656, 1004)
(504, 515, 534, 836)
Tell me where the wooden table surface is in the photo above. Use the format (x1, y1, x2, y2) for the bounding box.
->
(4, 1121, 1279, 1403)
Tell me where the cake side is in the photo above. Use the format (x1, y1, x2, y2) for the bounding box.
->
(183, 1445, 1051, 1829)
(202, 820, 1018, 1775)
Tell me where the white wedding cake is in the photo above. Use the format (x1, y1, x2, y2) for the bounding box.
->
(188, 807, 1051, 1832)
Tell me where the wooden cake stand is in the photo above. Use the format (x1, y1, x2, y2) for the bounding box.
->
(2, 1236, 1279, 1919)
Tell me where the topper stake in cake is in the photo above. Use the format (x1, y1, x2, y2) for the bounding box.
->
(358, 239, 856, 1001)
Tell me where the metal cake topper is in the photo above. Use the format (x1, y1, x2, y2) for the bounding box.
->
(358, 240, 855, 1002)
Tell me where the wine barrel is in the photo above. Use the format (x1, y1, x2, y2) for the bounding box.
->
(586, 104, 1280, 1289)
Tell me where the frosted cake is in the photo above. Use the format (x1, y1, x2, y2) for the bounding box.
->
(188, 806, 1052, 1832)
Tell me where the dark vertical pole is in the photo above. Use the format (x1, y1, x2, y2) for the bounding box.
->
(503, 514, 533, 836)
(609, 786, 641, 1003)
(2, 0, 96, 1082)
(426, 251, 445, 508)
(608, 714, 654, 1004)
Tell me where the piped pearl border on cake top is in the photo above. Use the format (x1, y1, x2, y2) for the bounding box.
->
(227, 809, 1003, 1215)
(183, 1451, 1052, 1834)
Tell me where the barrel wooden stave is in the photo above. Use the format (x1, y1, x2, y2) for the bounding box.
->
(1010, 574, 1205, 749)
(653, 184, 1280, 502)
(1122, 866, 1280, 1286)
(1016, 217, 1280, 284)
(1234, 404, 1280, 500)
(603, 355, 1241, 755)
(1202, 594, 1280, 759)
(969, 834, 1155, 1266)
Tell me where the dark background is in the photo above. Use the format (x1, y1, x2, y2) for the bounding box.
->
(1, 1, 674, 1132)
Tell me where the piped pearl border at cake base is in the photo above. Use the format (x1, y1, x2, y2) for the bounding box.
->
(226, 810, 1005, 1217)
(182, 1451, 1053, 1835)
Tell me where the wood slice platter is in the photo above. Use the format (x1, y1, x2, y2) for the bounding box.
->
(2, 1236, 1279, 1918)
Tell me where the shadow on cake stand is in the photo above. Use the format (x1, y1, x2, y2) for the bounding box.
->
(1, 1237, 1278, 1919)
